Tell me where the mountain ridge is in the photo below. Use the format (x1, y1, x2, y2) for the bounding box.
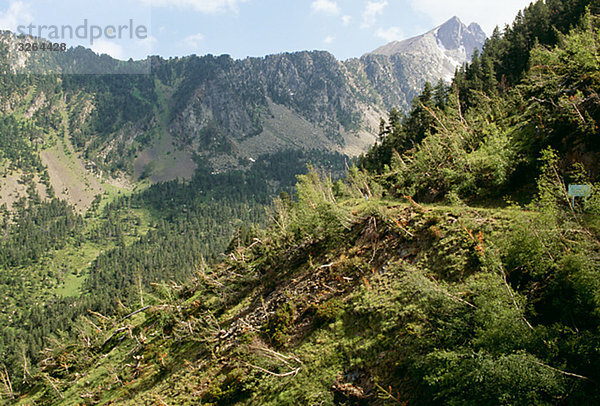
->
(4, 0, 600, 404)
(368, 16, 486, 82)
(0, 18, 485, 194)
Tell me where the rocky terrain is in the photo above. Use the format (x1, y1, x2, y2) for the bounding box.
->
(1, 17, 485, 192)
(359, 16, 486, 110)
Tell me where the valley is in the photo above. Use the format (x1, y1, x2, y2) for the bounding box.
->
(1, 0, 600, 404)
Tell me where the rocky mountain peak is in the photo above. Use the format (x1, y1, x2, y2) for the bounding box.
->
(369, 16, 486, 61)
(359, 17, 486, 111)
(435, 16, 486, 61)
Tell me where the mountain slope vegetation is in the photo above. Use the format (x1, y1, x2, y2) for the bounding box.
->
(14, 160, 600, 405)
(1, 16, 485, 194)
(5, 0, 600, 404)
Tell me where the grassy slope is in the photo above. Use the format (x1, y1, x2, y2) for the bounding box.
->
(40, 142, 103, 213)
(133, 79, 197, 183)
(40, 105, 134, 212)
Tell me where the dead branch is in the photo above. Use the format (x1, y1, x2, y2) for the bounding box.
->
(375, 382, 400, 402)
(497, 264, 534, 331)
(395, 221, 415, 238)
(82, 315, 102, 333)
(244, 362, 301, 377)
(43, 373, 64, 399)
(122, 305, 151, 321)
(422, 105, 449, 133)
(87, 310, 110, 321)
(102, 326, 130, 346)
(533, 360, 592, 382)
(1, 365, 14, 400)
(570, 101, 586, 123)
(403, 195, 428, 213)
(426, 275, 477, 309)
(256, 347, 303, 366)
(322, 283, 342, 293)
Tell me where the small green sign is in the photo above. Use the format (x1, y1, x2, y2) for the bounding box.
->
(568, 185, 592, 197)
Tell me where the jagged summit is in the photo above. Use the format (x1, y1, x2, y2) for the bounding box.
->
(436, 17, 486, 60)
(369, 16, 485, 62)
(361, 16, 486, 98)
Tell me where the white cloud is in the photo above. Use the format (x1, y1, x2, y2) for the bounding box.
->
(311, 0, 340, 16)
(376, 26, 403, 42)
(0, 1, 33, 32)
(139, 0, 248, 14)
(342, 15, 352, 26)
(91, 40, 124, 60)
(323, 35, 335, 44)
(361, 1, 388, 29)
(408, 0, 533, 36)
(137, 35, 157, 55)
(181, 33, 205, 50)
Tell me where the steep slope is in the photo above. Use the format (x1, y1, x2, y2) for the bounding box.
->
(4, 0, 600, 404)
(370, 17, 485, 69)
(10, 3, 600, 405)
(0, 45, 379, 189)
(151, 51, 382, 169)
(15, 168, 600, 405)
(361, 0, 599, 197)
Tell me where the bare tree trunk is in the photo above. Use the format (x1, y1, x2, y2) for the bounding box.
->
(1, 365, 14, 400)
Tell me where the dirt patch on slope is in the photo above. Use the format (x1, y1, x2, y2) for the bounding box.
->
(0, 170, 48, 210)
(40, 143, 104, 212)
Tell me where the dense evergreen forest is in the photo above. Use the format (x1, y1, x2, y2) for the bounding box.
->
(0, 147, 347, 397)
(2, 0, 600, 404)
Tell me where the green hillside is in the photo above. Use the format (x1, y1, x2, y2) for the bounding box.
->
(2, 0, 600, 404)
(13, 163, 600, 404)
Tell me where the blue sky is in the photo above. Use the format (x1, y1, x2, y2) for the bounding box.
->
(0, 0, 533, 61)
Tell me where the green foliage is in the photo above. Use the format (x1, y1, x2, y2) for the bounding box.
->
(263, 302, 296, 348)
(204, 366, 253, 405)
(476, 0, 592, 86)
(312, 297, 344, 327)
(362, 3, 600, 203)
(371, 92, 518, 201)
(12, 189, 600, 405)
(421, 350, 567, 405)
(293, 169, 351, 241)
(269, 167, 352, 248)
(0, 198, 83, 267)
(6, 3, 600, 406)
(361, 81, 450, 174)
(0, 148, 347, 397)
(514, 13, 600, 164)
(0, 198, 86, 394)
(0, 115, 46, 174)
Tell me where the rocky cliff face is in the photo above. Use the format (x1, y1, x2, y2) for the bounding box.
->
(360, 16, 486, 110)
(150, 51, 383, 174)
(0, 18, 485, 184)
(141, 18, 486, 173)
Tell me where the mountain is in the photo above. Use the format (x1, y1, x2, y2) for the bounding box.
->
(0, 19, 485, 199)
(14, 7, 600, 401)
(370, 17, 485, 70)
(357, 17, 486, 110)
(5, 0, 600, 404)
(0, 18, 486, 401)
